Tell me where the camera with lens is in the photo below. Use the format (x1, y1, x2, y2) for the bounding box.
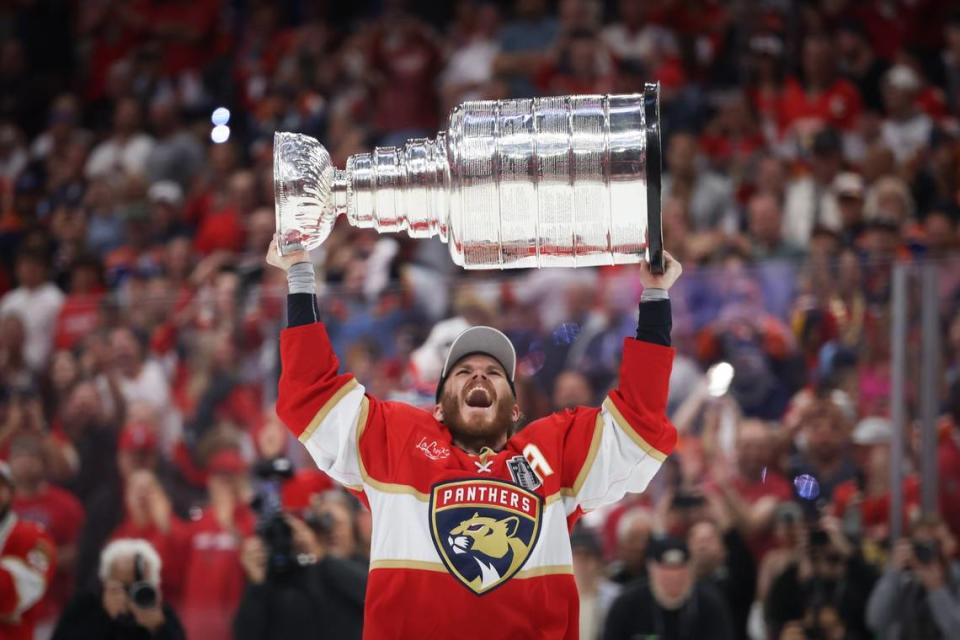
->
(128, 552, 157, 608)
(251, 457, 296, 577)
(912, 539, 939, 565)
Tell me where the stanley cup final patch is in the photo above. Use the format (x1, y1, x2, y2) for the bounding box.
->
(506, 455, 542, 491)
(430, 479, 543, 595)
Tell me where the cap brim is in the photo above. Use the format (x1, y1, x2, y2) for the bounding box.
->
(440, 326, 517, 384)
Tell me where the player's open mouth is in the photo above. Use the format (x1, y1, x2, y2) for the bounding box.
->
(464, 385, 493, 408)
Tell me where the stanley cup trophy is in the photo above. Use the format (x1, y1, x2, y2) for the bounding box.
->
(274, 82, 664, 273)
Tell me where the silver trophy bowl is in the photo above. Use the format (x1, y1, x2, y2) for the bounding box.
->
(274, 83, 663, 272)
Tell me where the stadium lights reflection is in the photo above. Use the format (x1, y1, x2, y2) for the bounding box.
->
(211, 107, 231, 126)
(211, 125, 231, 144)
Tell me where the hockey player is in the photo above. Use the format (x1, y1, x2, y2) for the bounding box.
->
(0, 461, 56, 640)
(270, 239, 682, 639)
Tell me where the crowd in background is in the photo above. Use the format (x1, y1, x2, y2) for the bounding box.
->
(2, 0, 960, 638)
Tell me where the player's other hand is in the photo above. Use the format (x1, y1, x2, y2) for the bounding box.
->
(640, 250, 682, 291)
(266, 237, 310, 272)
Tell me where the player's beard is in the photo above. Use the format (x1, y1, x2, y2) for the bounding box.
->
(440, 381, 515, 448)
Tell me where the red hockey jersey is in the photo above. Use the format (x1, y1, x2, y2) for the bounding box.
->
(277, 323, 676, 639)
(0, 512, 56, 640)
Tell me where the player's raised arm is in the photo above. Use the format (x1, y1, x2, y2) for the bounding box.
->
(268, 239, 367, 491)
(559, 252, 683, 513)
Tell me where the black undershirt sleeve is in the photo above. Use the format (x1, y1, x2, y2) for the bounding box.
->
(635, 299, 672, 347)
(287, 293, 319, 328)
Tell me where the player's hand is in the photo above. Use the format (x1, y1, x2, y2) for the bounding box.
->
(266, 237, 310, 272)
(639, 250, 682, 291)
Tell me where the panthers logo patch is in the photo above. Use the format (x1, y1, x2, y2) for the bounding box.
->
(430, 479, 542, 595)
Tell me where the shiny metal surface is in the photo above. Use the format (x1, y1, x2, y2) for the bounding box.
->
(275, 84, 663, 270)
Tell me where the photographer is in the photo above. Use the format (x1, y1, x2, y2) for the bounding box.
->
(52, 538, 185, 640)
(603, 536, 734, 640)
(765, 514, 876, 640)
(233, 508, 367, 640)
(866, 519, 960, 639)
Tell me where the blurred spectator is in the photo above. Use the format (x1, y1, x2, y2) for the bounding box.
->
(52, 538, 185, 640)
(109, 328, 180, 452)
(662, 131, 737, 233)
(109, 469, 190, 611)
(29, 94, 91, 165)
(552, 370, 594, 411)
(836, 22, 890, 114)
(687, 507, 756, 639)
(866, 519, 960, 639)
(831, 417, 920, 548)
(494, 0, 560, 98)
(368, 4, 443, 144)
(234, 511, 367, 640)
(608, 506, 653, 584)
(945, 14, 960, 115)
(0, 124, 28, 183)
(782, 128, 845, 248)
(743, 192, 806, 262)
(765, 514, 877, 640)
(179, 448, 255, 640)
(440, 3, 502, 109)
(881, 65, 934, 165)
(84, 97, 154, 180)
(144, 98, 203, 191)
(715, 419, 793, 561)
(834, 172, 868, 246)
(788, 397, 858, 505)
(601, 0, 677, 71)
(193, 170, 256, 255)
(53, 255, 105, 351)
(779, 34, 863, 141)
(0, 249, 64, 372)
(0, 321, 36, 399)
(864, 175, 916, 229)
(603, 536, 734, 640)
(538, 29, 616, 95)
(9, 433, 85, 634)
(571, 527, 620, 640)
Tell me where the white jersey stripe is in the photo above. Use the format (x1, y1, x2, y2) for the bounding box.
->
(365, 484, 574, 571)
(572, 398, 666, 513)
(299, 381, 366, 490)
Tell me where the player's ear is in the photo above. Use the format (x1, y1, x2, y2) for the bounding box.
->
(433, 404, 444, 422)
(511, 403, 520, 423)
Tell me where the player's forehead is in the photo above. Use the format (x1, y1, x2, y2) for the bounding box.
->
(450, 353, 506, 374)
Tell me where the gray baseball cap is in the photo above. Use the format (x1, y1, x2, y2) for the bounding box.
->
(436, 326, 517, 401)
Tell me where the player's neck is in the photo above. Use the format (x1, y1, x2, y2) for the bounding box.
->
(453, 433, 507, 455)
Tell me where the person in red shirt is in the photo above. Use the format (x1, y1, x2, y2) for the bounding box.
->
(53, 255, 105, 351)
(779, 33, 863, 141)
(0, 461, 57, 640)
(830, 417, 920, 545)
(110, 468, 190, 611)
(8, 434, 85, 633)
(710, 419, 793, 562)
(193, 170, 252, 255)
(179, 448, 255, 640)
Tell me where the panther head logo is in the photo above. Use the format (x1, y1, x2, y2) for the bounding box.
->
(430, 479, 542, 595)
(447, 512, 529, 592)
